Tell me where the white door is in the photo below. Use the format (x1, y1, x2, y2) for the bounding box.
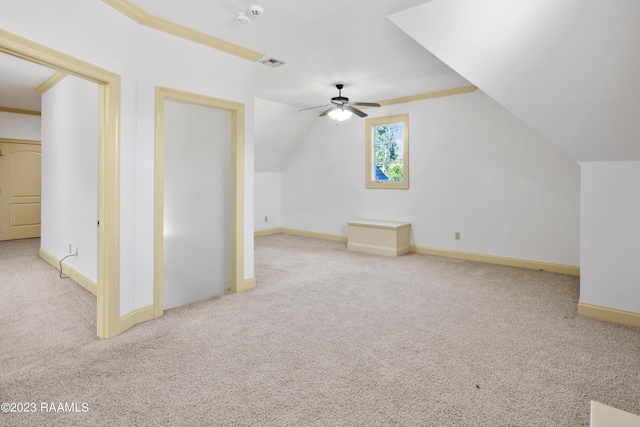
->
(163, 100, 232, 309)
(0, 141, 41, 241)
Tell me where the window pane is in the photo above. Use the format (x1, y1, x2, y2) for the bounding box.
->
(373, 123, 403, 182)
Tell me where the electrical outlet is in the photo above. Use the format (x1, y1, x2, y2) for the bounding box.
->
(69, 244, 72, 253)
(455, 232, 460, 240)
(264, 216, 268, 222)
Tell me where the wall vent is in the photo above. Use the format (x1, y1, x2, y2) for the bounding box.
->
(260, 58, 285, 68)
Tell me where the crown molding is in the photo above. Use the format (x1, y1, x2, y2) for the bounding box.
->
(35, 71, 68, 94)
(0, 138, 41, 145)
(0, 106, 41, 116)
(376, 85, 477, 107)
(103, 0, 264, 62)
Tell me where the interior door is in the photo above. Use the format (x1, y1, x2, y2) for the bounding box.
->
(0, 141, 42, 241)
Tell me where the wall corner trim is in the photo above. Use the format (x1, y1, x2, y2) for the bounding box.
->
(577, 302, 640, 328)
(102, 0, 264, 62)
(39, 249, 98, 296)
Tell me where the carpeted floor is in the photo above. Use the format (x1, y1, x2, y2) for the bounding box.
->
(1, 234, 639, 426)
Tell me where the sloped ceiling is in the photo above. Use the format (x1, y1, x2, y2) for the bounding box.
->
(389, 0, 640, 162)
(255, 98, 317, 172)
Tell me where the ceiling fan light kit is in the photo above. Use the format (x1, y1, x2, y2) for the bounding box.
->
(299, 84, 381, 121)
(328, 108, 353, 121)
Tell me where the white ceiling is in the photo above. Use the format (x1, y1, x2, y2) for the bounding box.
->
(128, 0, 470, 108)
(390, 0, 640, 162)
(0, 0, 469, 112)
(0, 53, 56, 111)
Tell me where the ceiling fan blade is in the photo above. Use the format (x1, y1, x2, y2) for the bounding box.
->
(345, 105, 367, 118)
(319, 106, 337, 117)
(299, 104, 331, 112)
(350, 102, 381, 108)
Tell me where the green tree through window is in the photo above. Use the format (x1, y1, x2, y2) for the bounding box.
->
(374, 123, 404, 181)
(365, 113, 409, 189)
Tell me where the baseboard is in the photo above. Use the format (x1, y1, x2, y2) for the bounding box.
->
(39, 249, 98, 296)
(578, 302, 640, 328)
(410, 245, 580, 276)
(119, 304, 156, 333)
(230, 277, 257, 292)
(255, 227, 282, 237)
(280, 227, 348, 243)
(254, 228, 580, 276)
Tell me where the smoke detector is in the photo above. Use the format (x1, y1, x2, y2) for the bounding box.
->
(248, 5, 264, 17)
(235, 12, 251, 24)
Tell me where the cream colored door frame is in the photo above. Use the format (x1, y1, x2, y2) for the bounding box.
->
(154, 86, 250, 317)
(0, 29, 121, 338)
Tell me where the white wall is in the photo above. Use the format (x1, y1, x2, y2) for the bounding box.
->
(1, 0, 256, 316)
(580, 162, 640, 313)
(0, 111, 40, 140)
(254, 172, 281, 231)
(282, 90, 581, 266)
(40, 75, 99, 283)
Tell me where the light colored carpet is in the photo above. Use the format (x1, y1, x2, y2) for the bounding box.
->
(1, 234, 639, 426)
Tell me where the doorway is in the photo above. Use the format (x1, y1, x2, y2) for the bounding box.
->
(0, 29, 121, 338)
(154, 87, 249, 316)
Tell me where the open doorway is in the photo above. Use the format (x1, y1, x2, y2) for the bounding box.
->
(0, 29, 121, 338)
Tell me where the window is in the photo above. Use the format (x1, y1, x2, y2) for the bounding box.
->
(365, 113, 409, 189)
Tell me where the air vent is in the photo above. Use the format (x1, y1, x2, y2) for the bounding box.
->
(260, 58, 285, 68)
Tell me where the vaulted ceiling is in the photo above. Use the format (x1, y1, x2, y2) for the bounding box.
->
(389, 0, 640, 162)
(3, 0, 638, 167)
(127, 0, 469, 108)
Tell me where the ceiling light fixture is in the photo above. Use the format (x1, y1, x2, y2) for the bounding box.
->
(328, 108, 353, 122)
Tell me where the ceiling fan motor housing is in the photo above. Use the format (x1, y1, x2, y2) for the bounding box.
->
(331, 95, 349, 105)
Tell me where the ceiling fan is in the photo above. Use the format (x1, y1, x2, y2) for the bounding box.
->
(299, 84, 381, 121)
